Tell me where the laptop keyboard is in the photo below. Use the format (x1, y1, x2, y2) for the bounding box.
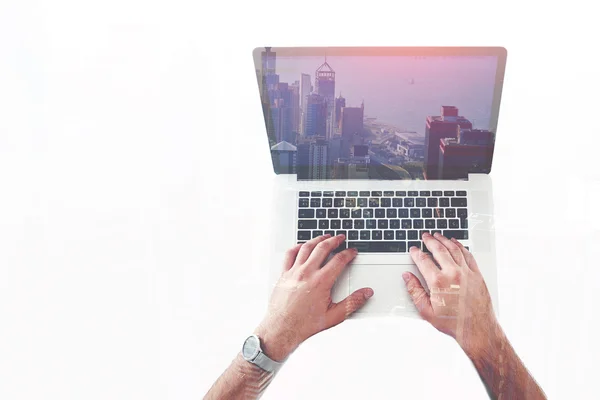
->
(297, 190, 469, 253)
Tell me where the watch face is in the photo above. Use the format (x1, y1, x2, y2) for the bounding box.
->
(242, 335, 260, 361)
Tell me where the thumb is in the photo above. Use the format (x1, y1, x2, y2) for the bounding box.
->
(327, 287, 374, 327)
(402, 272, 434, 321)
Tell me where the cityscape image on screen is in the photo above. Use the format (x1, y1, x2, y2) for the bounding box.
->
(255, 47, 500, 181)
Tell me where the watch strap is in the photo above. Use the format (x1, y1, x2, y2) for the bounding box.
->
(253, 350, 282, 372)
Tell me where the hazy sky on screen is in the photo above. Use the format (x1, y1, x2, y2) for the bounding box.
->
(274, 55, 498, 136)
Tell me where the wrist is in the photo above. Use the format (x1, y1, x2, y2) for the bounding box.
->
(460, 318, 505, 362)
(254, 319, 300, 362)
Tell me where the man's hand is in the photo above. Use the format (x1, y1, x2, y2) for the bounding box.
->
(255, 234, 373, 361)
(403, 232, 496, 356)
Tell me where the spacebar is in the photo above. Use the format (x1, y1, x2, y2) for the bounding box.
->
(347, 241, 407, 253)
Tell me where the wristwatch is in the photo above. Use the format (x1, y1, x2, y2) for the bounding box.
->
(241, 334, 283, 373)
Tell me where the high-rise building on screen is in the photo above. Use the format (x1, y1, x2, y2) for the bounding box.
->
(340, 104, 365, 158)
(297, 139, 329, 180)
(424, 106, 473, 179)
(270, 141, 297, 174)
(315, 60, 335, 138)
(438, 128, 494, 179)
(335, 95, 346, 132)
(304, 93, 327, 137)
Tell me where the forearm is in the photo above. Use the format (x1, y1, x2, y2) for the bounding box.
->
(204, 354, 275, 400)
(465, 323, 546, 400)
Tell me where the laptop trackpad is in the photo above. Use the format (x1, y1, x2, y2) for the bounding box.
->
(349, 264, 423, 316)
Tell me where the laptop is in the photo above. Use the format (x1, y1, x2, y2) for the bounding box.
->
(252, 47, 506, 317)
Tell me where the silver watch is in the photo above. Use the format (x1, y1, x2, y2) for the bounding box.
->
(241, 334, 282, 372)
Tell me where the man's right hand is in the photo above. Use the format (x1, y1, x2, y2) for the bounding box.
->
(402, 232, 498, 358)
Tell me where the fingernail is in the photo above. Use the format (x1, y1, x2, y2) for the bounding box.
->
(324, 234, 332, 237)
(422, 232, 430, 237)
(409, 246, 418, 251)
(433, 232, 441, 237)
(337, 234, 345, 239)
(402, 272, 410, 283)
(364, 288, 374, 298)
(450, 237, 457, 242)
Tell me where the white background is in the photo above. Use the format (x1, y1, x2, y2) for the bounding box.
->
(1, 1, 599, 399)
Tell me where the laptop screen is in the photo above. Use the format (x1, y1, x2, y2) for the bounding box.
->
(253, 47, 507, 180)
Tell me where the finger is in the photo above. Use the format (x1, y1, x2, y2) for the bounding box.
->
(326, 287, 374, 327)
(303, 234, 346, 270)
(320, 247, 359, 285)
(409, 245, 439, 283)
(430, 232, 467, 267)
(295, 234, 331, 265)
(402, 272, 434, 321)
(421, 232, 458, 269)
(282, 243, 303, 272)
(452, 238, 481, 273)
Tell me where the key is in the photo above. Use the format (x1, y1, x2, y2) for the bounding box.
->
(310, 198, 321, 207)
(457, 208, 468, 218)
(323, 191, 334, 197)
(390, 219, 400, 229)
(322, 198, 333, 207)
(324, 230, 335, 236)
(354, 219, 365, 229)
(422, 208, 433, 218)
(299, 191, 310, 197)
(384, 191, 394, 197)
(435, 208, 445, 218)
(334, 198, 345, 207)
(328, 209, 338, 218)
(449, 219, 460, 228)
(347, 241, 407, 252)
(419, 230, 430, 239)
(366, 219, 377, 229)
(297, 231, 311, 240)
(416, 198, 426, 207)
(384, 230, 395, 240)
(336, 230, 347, 237)
(348, 230, 359, 240)
(378, 220, 388, 229)
(446, 208, 456, 218)
(451, 197, 467, 207)
(420, 191, 431, 196)
(351, 209, 362, 218)
(335, 191, 346, 197)
(312, 230, 323, 238)
(298, 220, 317, 229)
(395, 191, 407, 196)
(402, 219, 412, 229)
(387, 209, 397, 218)
(444, 190, 455, 196)
(413, 219, 424, 229)
(408, 241, 421, 250)
(437, 219, 448, 229)
(395, 230, 406, 240)
(439, 198, 450, 207)
(410, 209, 421, 218)
(363, 208, 374, 218)
(381, 198, 391, 207)
(427, 198, 438, 207)
(371, 191, 382, 196)
(311, 191, 322, 197)
(369, 198, 380, 207)
(340, 209, 350, 218)
(299, 209, 314, 218)
(357, 198, 368, 207)
(299, 198, 309, 208)
(442, 230, 469, 240)
(360, 230, 370, 240)
(408, 191, 418, 196)
(460, 218, 468, 229)
(404, 198, 415, 207)
(319, 220, 329, 229)
(359, 191, 370, 196)
(432, 191, 442, 196)
(347, 191, 358, 197)
(316, 209, 326, 218)
(345, 198, 357, 208)
(456, 190, 467, 196)
(398, 209, 409, 218)
(375, 209, 385, 218)
(342, 220, 353, 229)
(408, 230, 418, 240)
(392, 198, 403, 207)
(372, 230, 383, 240)
(425, 219, 436, 229)
(331, 219, 341, 229)
(431, 229, 442, 236)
